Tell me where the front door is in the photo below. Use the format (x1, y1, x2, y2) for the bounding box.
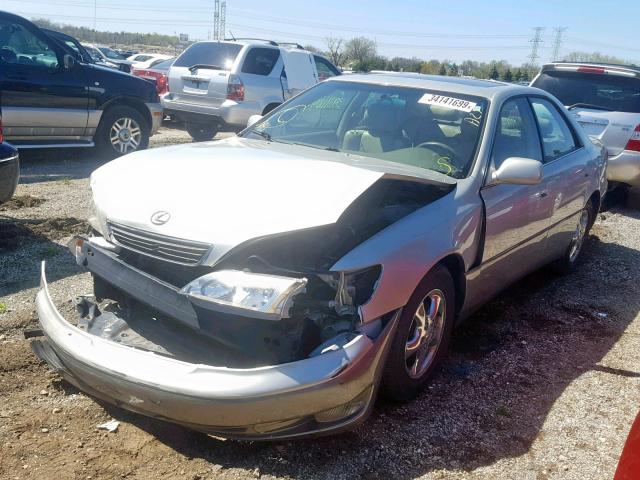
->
(0, 16, 88, 143)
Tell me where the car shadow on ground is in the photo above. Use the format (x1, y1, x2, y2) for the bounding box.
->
(16, 149, 113, 185)
(89, 215, 640, 479)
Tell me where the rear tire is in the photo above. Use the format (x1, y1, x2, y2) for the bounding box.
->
(95, 105, 149, 158)
(552, 203, 594, 275)
(186, 123, 219, 142)
(381, 265, 455, 402)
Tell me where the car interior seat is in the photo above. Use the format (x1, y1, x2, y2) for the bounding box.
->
(342, 99, 408, 153)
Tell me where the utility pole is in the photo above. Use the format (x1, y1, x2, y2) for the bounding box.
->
(527, 27, 545, 74)
(550, 27, 568, 61)
(220, 1, 226, 40)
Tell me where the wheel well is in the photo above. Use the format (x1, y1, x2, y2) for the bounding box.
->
(101, 98, 151, 130)
(436, 254, 466, 316)
(262, 103, 281, 115)
(588, 191, 601, 229)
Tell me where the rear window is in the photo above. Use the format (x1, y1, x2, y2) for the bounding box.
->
(532, 70, 640, 113)
(173, 42, 242, 70)
(151, 58, 174, 69)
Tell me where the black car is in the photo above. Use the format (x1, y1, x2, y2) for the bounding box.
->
(0, 120, 19, 205)
(0, 11, 162, 156)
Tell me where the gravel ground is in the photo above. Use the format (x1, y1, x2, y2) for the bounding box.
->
(1, 127, 639, 480)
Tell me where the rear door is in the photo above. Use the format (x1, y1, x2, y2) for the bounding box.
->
(0, 16, 89, 142)
(528, 96, 590, 258)
(531, 68, 640, 156)
(168, 42, 242, 108)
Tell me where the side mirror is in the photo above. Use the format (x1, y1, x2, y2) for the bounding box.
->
(63, 53, 77, 70)
(247, 114, 263, 128)
(491, 157, 543, 185)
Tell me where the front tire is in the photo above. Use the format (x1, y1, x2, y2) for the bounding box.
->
(552, 203, 593, 275)
(186, 123, 219, 142)
(381, 265, 455, 402)
(96, 105, 149, 158)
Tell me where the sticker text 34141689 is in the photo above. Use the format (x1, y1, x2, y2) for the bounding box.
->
(418, 93, 477, 113)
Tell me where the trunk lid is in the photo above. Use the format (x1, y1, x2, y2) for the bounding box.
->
(570, 109, 640, 156)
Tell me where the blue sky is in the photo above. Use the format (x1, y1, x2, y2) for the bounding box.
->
(4, 0, 640, 65)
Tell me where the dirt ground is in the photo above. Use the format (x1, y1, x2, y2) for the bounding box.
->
(0, 127, 639, 480)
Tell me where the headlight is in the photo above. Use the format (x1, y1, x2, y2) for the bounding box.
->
(87, 196, 107, 236)
(181, 270, 307, 320)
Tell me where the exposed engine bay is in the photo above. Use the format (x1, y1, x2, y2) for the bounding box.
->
(81, 179, 454, 365)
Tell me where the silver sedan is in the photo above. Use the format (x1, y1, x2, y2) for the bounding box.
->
(33, 73, 607, 440)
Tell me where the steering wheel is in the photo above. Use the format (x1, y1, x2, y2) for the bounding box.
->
(417, 141, 457, 158)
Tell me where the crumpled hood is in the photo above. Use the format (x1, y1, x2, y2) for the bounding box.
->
(91, 137, 385, 263)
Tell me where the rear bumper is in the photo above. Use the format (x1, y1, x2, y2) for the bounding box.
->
(607, 150, 640, 187)
(161, 95, 259, 129)
(33, 257, 398, 440)
(145, 102, 163, 135)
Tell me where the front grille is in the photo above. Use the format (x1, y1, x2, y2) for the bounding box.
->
(108, 222, 212, 266)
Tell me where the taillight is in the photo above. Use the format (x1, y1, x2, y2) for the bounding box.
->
(625, 125, 640, 152)
(157, 73, 168, 96)
(227, 74, 244, 101)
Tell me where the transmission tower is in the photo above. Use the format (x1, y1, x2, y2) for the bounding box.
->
(213, 0, 220, 41)
(527, 27, 545, 68)
(220, 1, 226, 40)
(212, 0, 227, 40)
(550, 27, 567, 61)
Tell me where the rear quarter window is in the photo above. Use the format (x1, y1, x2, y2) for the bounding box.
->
(241, 47, 280, 76)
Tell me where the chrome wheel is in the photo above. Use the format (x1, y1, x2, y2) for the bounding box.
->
(568, 208, 589, 263)
(110, 117, 142, 153)
(404, 289, 446, 379)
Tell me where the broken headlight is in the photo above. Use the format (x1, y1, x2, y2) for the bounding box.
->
(181, 270, 307, 320)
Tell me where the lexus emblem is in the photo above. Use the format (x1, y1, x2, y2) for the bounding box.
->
(150, 211, 171, 225)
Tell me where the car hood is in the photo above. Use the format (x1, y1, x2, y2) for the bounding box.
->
(91, 137, 452, 263)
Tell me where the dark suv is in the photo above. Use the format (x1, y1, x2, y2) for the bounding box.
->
(0, 11, 162, 156)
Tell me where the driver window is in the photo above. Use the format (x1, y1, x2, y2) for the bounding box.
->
(0, 20, 59, 69)
(492, 98, 541, 169)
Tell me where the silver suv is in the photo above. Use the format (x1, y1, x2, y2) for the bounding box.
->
(532, 62, 640, 187)
(162, 39, 340, 141)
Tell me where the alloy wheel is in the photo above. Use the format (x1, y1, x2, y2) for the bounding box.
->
(568, 208, 589, 263)
(404, 289, 446, 379)
(110, 117, 142, 154)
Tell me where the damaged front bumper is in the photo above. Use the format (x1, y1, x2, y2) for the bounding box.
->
(33, 253, 399, 439)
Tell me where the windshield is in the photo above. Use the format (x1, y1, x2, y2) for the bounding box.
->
(532, 70, 640, 113)
(99, 47, 124, 60)
(84, 46, 103, 62)
(241, 81, 488, 178)
(173, 42, 242, 70)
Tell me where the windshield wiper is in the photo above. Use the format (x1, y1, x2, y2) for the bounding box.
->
(250, 129, 272, 141)
(567, 103, 613, 112)
(188, 64, 223, 72)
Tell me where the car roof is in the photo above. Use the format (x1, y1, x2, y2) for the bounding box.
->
(329, 72, 536, 100)
(543, 61, 640, 73)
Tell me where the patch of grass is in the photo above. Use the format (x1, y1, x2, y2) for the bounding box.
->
(61, 177, 71, 185)
(39, 246, 59, 259)
(0, 303, 7, 314)
(496, 405, 512, 418)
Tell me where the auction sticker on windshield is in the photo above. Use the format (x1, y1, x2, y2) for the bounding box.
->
(419, 93, 477, 112)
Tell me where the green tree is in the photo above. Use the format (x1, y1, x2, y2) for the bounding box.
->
(344, 37, 377, 70)
(502, 68, 513, 82)
(489, 64, 500, 80)
(438, 63, 447, 76)
(514, 69, 523, 82)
